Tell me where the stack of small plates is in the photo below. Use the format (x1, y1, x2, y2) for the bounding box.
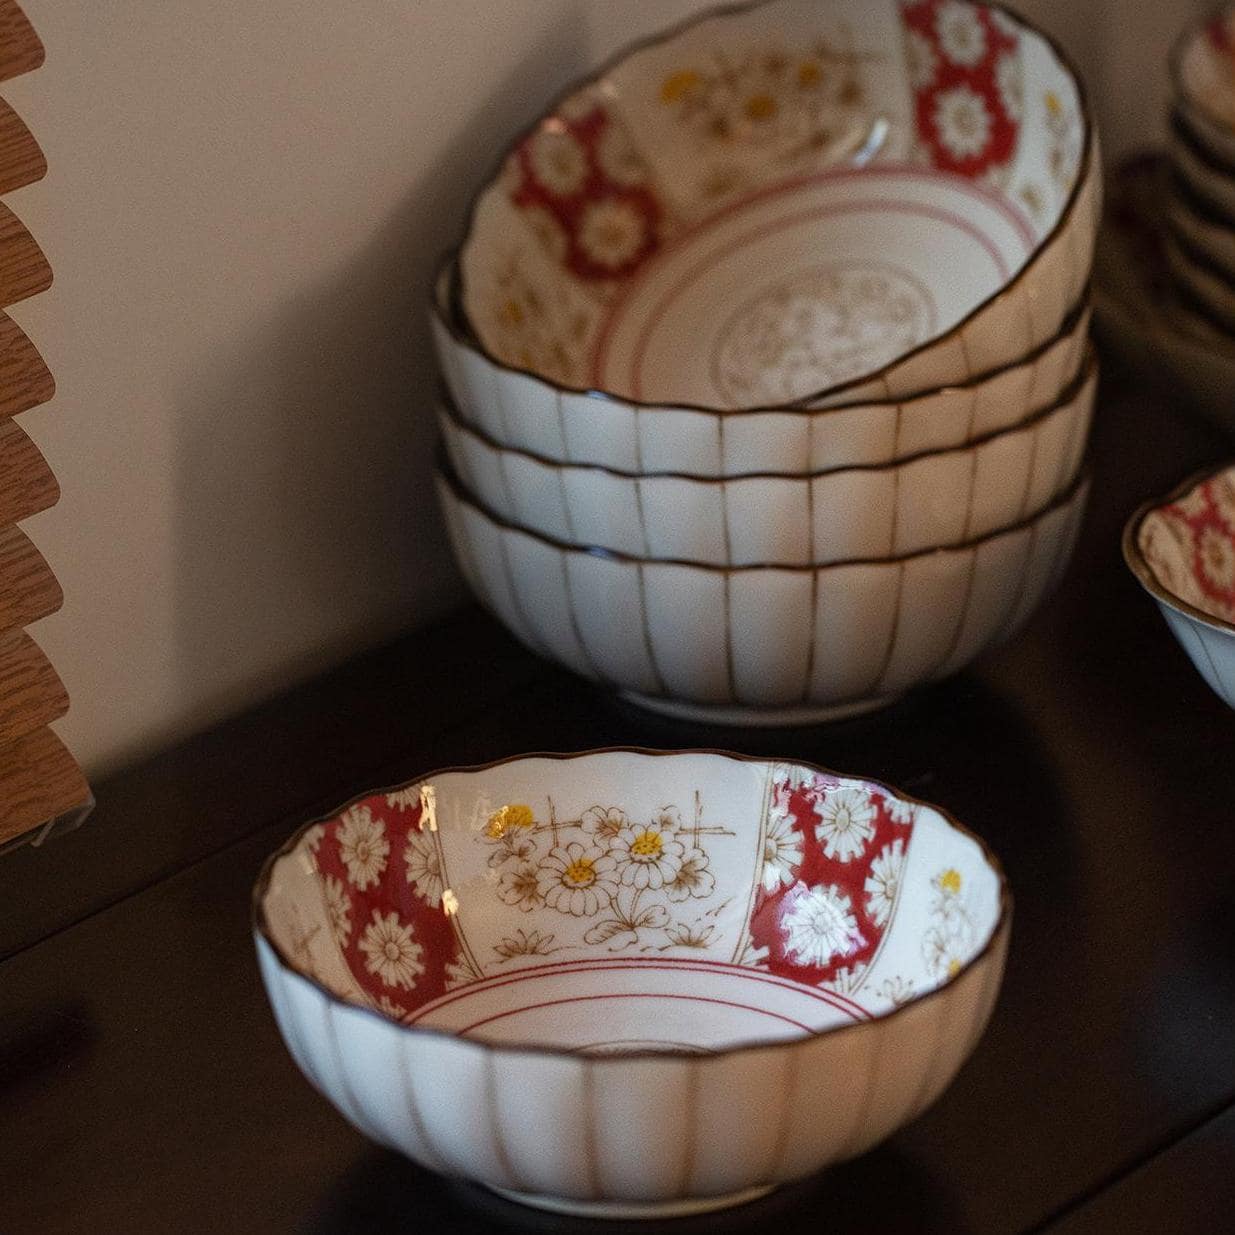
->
(431, 0, 1101, 726)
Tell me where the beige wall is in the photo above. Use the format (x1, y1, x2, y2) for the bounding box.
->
(3, 0, 1201, 777)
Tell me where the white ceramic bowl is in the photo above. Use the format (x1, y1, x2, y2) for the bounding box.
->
(432, 258, 1093, 475)
(456, 0, 1098, 413)
(1124, 460, 1235, 709)
(1164, 231, 1235, 335)
(1168, 109, 1235, 220)
(437, 351, 1095, 567)
(1166, 176, 1235, 285)
(435, 462, 1089, 725)
(254, 748, 1010, 1219)
(1170, 9, 1235, 167)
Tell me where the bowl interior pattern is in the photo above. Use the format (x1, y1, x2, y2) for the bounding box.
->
(1137, 462, 1235, 625)
(460, 0, 1086, 407)
(259, 753, 1003, 1052)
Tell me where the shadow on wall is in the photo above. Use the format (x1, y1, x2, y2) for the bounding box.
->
(170, 6, 590, 734)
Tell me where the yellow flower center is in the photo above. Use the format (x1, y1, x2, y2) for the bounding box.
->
(500, 298, 524, 326)
(485, 803, 536, 839)
(947, 958, 962, 978)
(744, 93, 778, 121)
(798, 60, 822, 88)
(660, 69, 701, 104)
(1045, 90, 1061, 117)
(563, 857, 596, 887)
(631, 829, 663, 858)
(939, 868, 962, 894)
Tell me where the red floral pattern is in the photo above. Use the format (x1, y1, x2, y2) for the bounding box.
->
(509, 105, 663, 282)
(1156, 480, 1235, 617)
(749, 773, 915, 987)
(901, 0, 1019, 179)
(311, 793, 460, 1019)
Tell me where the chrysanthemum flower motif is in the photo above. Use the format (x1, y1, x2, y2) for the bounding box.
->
(885, 796, 917, 826)
(384, 787, 419, 811)
(494, 928, 556, 959)
(323, 874, 351, 945)
(376, 994, 407, 1021)
(864, 838, 906, 927)
(485, 803, 536, 840)
(498, 861, 543, 913)
(358, 910, 424, 991)
(665, 847, 715, 902)
(906, 27, 938, 90)
(923, 923, 963, 981)
(612, 824, 685, 890)
(781, 883, 860, 968)
(538, 842, 620, 916)
(825, 962, 868, 995)
(337, 805, 389, 890)
(1201, 526, 1235, 592)
(935, 0, 987, 67)
(526, 125, 589, 196)
(596, 121, 647, 187)
(815, 786, 877, 863)
(581, 805, 628, 844)
(404, 828, 444, 907)
(933, 84, 992, 160)
(996, 51, 1023, 121)
(761, 807, 804, 893)
(577, 198, 648, 272)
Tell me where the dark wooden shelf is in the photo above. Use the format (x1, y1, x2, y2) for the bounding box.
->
(3, 345, 1234, 1232)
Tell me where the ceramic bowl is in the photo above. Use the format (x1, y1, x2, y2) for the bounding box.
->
(435, 461, 1089, 725)
(455, 0, 1098, 414)
(436, 351, 1095, 567)
(1164, 230, 1235, 336)
(1123, 461, 1235, 709)
(254, 748, 1010, 1219)
(432, 258, 1094, 476)
(1170, 8, 1235, 167)
(1165, 174, 1235, 285)
(1168, 109, 1235, 221)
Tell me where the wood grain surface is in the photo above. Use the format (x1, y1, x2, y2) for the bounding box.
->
(0, 199, 49, 307)
(0, 416, 58, 524)
(0, 523, 62, 632)
(0, 626, 66, 743)
(0, 724, 89, 847)
(0, 96, 44, 195)
(0, 311, 53, 419)
(0, 0, 42, 85)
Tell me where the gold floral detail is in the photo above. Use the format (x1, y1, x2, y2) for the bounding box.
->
(486, 802, 536, 839)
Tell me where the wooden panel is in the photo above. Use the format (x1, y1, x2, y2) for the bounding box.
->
(0, 725, 89, 848)
(0, 310, 54, 418)
(0, 1, 42, 84)
(0, 417, 57, 523)
(0, 523, 62, 631)
(0, 200, 49, 307)
(0, 97, 44, 195)
(0, 627, 66, 742)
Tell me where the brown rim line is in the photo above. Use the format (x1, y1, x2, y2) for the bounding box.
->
(433, 246, 1094, 421)
(1167, 161, 1235, 234)
(1169, 105, 1235, 181)
(1164, 227, 1235, 312)
(447, 0, 1096, 416)
(436, 443, 1091, 574)
(437, 346, 1097, 483)
(1122, 457, 1235, 638)
(252, 747, 1012, 1065)
(1168, 6, 1235, 143)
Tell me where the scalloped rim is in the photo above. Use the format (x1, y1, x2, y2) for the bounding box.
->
(449, 0, 1096, 414)
(253, 747, 1011, 1063)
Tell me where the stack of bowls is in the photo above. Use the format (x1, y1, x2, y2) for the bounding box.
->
(1166, 5, 1235, 333)
(431, 0, 1100, 725)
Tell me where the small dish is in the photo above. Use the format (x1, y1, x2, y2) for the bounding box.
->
(1171, 7, 1235, 165)
(254, 748, 1010, 1218)
(432, 257, 1094, 475)
(435, 460, 1089, 725)
(1123, 460, 1235, 709)
(436, 352, 1095, 566)
(457, 0, 1097, 411)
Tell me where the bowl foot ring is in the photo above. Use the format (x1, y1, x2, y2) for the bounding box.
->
(485, 1182, 777, 1219)
(618, 691, 901, 727)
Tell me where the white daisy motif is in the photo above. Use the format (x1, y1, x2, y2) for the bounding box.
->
(404, 828, 444, 907)
(825, 962, 868, 995)
(761, 808, 804, 893)
(1200, 526, 1235, 592)
(996, 50, 1023, 121)
(885, 796, 917, 825)
(577, 198, 648, 271)
(376, 994, 407, 1021)
(538, 842, 620, 916)
(878, 975, 916, 1006)
(527, 124, 588, 196)
(664, 847, 715, 902)
(596, 121, 647, 187)
(358, 910, 424, 991)
(781, 883, 861, 968)
(581, 805, 628, 844)
(385, 788, 419, 812)
(934, 84, 992, 160)
(323, 875, 351, 945)
(497, 861, 543, 912)
(651, 805, 682, 833)
(864, 838, 906, 927)
(935, 0, 987, 67)
(815, 786, 877, 863)
(336, 805, 389, 890)
(906, 27, 938, 90)
(612, 824, 685, 890)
